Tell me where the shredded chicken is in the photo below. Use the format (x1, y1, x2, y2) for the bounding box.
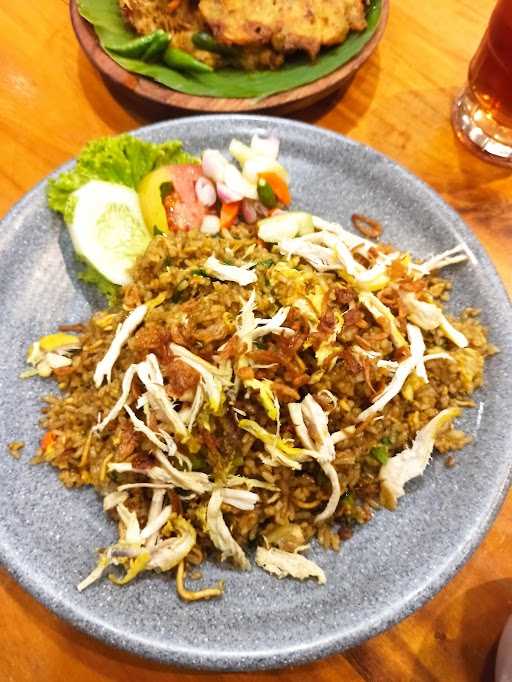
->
(255, 547, 326, 584)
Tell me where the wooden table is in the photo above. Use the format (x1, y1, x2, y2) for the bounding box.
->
(1, 1, 511, 680)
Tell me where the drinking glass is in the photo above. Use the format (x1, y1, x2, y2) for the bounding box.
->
(452, 0, 512, 166)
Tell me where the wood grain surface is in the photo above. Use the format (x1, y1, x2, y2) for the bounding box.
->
(0, 1, 511, 681)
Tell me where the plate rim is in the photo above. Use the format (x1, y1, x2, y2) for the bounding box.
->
(1, 114, 511, 671)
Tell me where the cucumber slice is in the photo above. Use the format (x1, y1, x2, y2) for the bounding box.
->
(258, 211, 314, 243)
(67, 180, 150, 285)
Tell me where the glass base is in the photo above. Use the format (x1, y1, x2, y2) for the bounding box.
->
(452, 88, 512, 167)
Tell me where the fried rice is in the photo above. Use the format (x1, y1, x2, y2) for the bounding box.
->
(27, 219, 495, 599)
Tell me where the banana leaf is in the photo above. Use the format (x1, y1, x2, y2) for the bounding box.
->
(78, 0, 382, 100)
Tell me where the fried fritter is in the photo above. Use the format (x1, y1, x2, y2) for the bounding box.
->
(119, 0, 202, 34)
(117, 0, 367, 70)
(198, 0, 367, 58)
(118, 0, 224, 67)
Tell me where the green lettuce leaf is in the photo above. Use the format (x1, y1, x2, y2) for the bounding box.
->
(48, 134, 196, 303)
(47, 134, 196, 214)
(76, 256, 120, 306)
(77, 0, 382, 99)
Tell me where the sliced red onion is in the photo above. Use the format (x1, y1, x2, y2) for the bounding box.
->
(251, 133, 280, 160)
(496, 615, 512, 682)
(200, 215, 221, 235)
(216, 182, 244, 204)
(202, 149, 228, 183)
(223, 164, 258, 200)
(195, 177, 217, 207)
(254, 200, 271, 218)
(241, 199, 258, 224)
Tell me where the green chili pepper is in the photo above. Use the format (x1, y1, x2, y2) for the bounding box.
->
(370, 444, 389, 465)
(163, 46, 213, 73)
(192, 31, 239, 57)
(257, 258, 275, 268)
(257, 179, 278, 209)
(106, 30, 167, 59)
(381, 435, 392, 445)
(141, 30, 170, 62)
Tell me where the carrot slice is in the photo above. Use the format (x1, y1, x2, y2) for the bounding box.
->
(41, 431, 56, 451)
(220, 201, 241, 229)
(259, 172, 291, 206)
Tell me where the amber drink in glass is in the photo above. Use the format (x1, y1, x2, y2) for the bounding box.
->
(452, 0, 512, 166)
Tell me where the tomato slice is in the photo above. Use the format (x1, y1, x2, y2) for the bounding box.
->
(166, 164, 207, 232)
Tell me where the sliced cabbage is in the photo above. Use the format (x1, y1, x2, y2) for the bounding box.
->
(300, 394, 335, 461)
(407, 324, 428, 382)
(424, 351, 454, 363)
(109, 551, 151, 585)
(315, 461, 341, 525)
(379, 407, 461, 508)
(77, 549, 113, 592)
(205, 256, 257, 286)
(170, 343, 231, 414)
(186, 383, 204, 432)
(358, 292, 407, 348)
(124, 405, 167, 450)
(258, 212, 314, 243)
(103, 490, 128, 511)
(288, 402, 315, 450)
(278, 230, 390, 291)
(117, 483, 175, 491)
(108, 456, 211, 494)
(412, 244, 472, 275)
(206, 489, 250, 570)
(97, 364, 138, 431)
(140, 505, 172, 541)
(279, 235, 342, 271)
(152, 450, 212, 494)
(136, 355, 188, 438)
(401, 292, 468, 348)
(357, 323, 426, 422)
(140, 488, 165, 550)
(147, 516, 197, 571)
(312, 215, 376, 255)
(255, 547, 326, 584)
(219, 487, 259, 510)
(238, 419, 305, 470)
(245, 379, 280, 422)
(93, 304, 147, 388)
(116, 503, 142, 545)
(331, 425, 356, 444)
(288, 395, 339, 523)
(225, 475, 278, 491)
(235, 291, 292, 353)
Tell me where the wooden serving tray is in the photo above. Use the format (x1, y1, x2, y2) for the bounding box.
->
(70, 0, 389, 114)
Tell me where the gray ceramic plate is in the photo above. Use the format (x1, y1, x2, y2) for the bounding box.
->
(1, 116, 511, 672)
